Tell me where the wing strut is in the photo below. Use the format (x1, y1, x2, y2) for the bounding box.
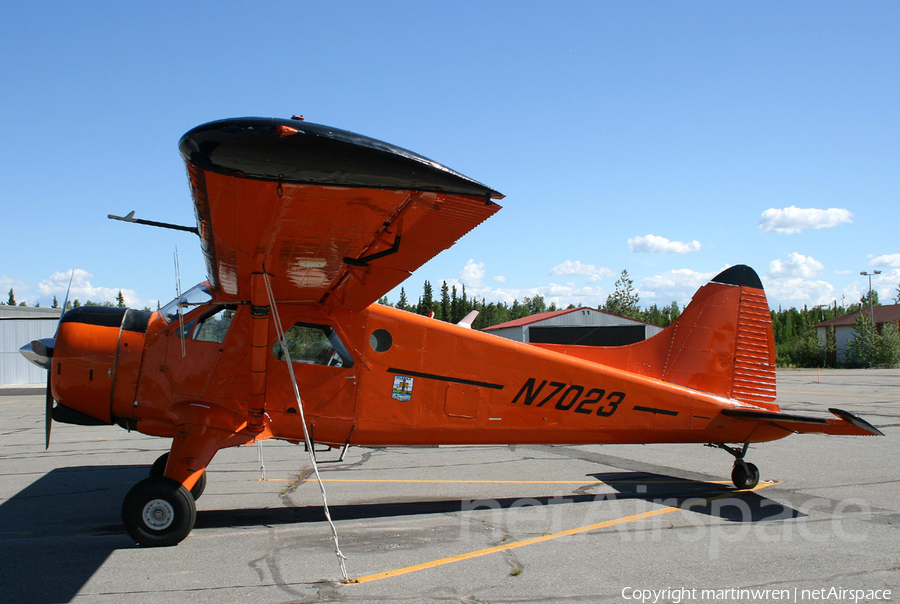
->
(262, 272, 350, 583)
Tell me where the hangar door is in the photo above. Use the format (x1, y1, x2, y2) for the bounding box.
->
(528, 325, 646, 347)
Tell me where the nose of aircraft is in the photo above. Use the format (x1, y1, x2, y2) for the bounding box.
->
(20, 337, 55, 370)
(19, 306, 153, 447)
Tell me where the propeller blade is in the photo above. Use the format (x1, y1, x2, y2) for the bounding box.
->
(45, 371, 53, 449)
(41, 269, 71, 449)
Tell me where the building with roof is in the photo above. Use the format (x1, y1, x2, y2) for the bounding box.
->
(481, 306, 663, 346)
(0, 306, 61, 385)
(814, 304, 900, 364)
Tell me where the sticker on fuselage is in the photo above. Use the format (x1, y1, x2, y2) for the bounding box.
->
(392, 375, 414, 401)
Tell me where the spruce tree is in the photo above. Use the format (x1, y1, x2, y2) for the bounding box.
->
(440, 281, 450, 322)
(418, 280, 434, 316)
(604, 270, 640, 319)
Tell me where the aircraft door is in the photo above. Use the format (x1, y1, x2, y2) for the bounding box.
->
(164, 305, 237, 398)
(267, 320, 358, 422)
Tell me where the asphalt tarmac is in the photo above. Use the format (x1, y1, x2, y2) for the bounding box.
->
(1, 369, 898, 604)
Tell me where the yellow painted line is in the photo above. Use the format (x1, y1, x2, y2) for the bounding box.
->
(349, 481, 776, 584)
(261, 478, 734, 485)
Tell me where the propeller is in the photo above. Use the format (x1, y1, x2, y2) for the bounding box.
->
(19, 271, 74, 449)
(44, 371, 52, 449)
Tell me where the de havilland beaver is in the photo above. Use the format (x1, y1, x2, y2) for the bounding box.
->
(21, 117, 882, 547)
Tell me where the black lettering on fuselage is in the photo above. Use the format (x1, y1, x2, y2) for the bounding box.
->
(512, 378, 625, 418)
(537, 381, 566, 407)
(555, 384, 584, 410)
(512, 378, 547, 405)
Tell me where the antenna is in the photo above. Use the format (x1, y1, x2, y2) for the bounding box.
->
(174, 247, 186, 358)
(109, 210, 199, 235)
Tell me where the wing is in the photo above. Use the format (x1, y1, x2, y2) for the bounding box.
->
(179, 118, 503, 309)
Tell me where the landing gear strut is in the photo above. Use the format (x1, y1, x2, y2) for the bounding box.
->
(150, 452, 207, 501)
(709, 442, 760, 490)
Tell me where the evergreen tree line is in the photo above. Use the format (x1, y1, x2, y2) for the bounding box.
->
(379, 271, 900, 369)
(377, 270, 682, 331)
(771, 287, 900, 368)
(2, 288, 147, 310)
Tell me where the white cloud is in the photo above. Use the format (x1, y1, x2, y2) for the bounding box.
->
(643, 268, 714, 292)
(549, 260, 615, 282)
(37, 269, 145, 308)
(433, 260, 611, 308)
(767, 252, 824, 279)
(870, 253, 900, 267)
(628, 234, 701, 254)
(0, 275, 28, 293)
(765, 278, 836, 307)
(641, 268, 716, 305)
(757, 206, 853, 234)
(460, 259, 485, 285)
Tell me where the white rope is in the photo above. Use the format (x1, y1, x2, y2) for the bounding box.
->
(256, 440, 266, 481)
(262, 272, 349, 582)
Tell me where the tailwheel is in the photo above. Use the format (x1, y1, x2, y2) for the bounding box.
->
(122, 476, 196, 547)
(149, 452, 207, 501)
(731, 460, 760, 490)
(707, 442, 760, 490)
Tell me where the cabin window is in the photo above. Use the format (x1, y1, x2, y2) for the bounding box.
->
(273, 322, 354, 368)
(176, 305, 236, 342)
(370, 329, 393, 352)
(193, 306, 236, 342)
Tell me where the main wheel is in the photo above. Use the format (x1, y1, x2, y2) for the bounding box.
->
(122, 476, 196, 547)
(731, 461, 760, 490)
(149, 453, 207, 501)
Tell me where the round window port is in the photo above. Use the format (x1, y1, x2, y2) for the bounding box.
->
(370, 329, 393, 352)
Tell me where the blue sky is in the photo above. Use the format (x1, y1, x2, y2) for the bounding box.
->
(2, 2, 898, 312)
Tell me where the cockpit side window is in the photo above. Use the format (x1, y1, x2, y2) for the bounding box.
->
(176, 305, 237, 342)
(273, 322, 354, 368)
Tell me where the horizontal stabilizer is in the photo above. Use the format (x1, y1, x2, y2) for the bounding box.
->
(721, 407, 883, 436)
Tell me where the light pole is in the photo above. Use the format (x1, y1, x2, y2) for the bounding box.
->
(860, 270, 882, 327)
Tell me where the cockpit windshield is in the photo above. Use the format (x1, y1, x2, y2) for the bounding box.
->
(159, 283, 213, 324)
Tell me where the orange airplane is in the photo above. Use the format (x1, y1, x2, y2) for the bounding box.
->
(20, 117, 882, 547)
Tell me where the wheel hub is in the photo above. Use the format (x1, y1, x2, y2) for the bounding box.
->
(142, 498, 175, 530)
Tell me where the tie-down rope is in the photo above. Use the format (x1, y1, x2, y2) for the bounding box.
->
(262, 272, 349, 582)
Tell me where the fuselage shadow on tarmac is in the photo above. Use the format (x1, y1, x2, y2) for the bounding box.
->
(195, 470, 804, 529)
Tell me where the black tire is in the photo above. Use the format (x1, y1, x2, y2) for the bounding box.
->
(149, 452, 207, 501)
(149, 453, 168, 477)
(122, 476, 196, 547)
(731, 461, 760, 490)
